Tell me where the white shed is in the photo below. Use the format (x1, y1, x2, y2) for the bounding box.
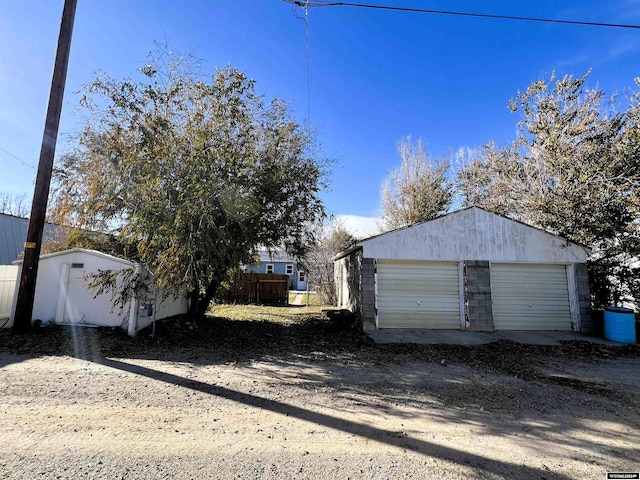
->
(335, 207, 592, 333)
(8, 248, 188, 336)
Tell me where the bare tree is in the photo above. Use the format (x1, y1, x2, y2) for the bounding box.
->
(301, 219, 357, 305)
(456, 72, 640, 307)
(455, 142, 533, 219)
(0, 192, 28, 217)
(379, 137, 452, 232)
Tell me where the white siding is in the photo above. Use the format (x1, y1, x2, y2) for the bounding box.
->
(377, 260, 460, 329)
(27, 250, 135, 327)
(359, 207, 587, 263)
(137, 293, 190, 331)
(0, 265, 18, 324)
(491, 263, 572, 331)
(9, 249, 188, 334)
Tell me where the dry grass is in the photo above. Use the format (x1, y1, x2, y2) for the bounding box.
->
(209, 303, 327, 325)
(4, 304, 637, 399)
(287, 291, 324, 306)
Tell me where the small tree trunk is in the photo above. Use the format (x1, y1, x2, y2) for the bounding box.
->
(187, 288, 199, 315)
(194, 276, 221, 318)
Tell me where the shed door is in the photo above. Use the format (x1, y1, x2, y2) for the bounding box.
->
(491, 263, 572, 330)
(376, 260, 460, 329)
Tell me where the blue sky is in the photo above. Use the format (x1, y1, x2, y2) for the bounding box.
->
(1, 1, 639, 236)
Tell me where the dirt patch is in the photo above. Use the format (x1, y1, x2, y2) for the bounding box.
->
(1, 308, 639, 479)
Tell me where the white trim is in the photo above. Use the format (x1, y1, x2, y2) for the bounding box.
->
(266, 263, 274, 274)
(489, 260, 495, 326)
(458, 261, 466, 331)
(374, 259, 379, 329)
(55, 262, 70, 323)
(12, 248, 137, 267)
(566, 264, 581, 332)
(298, 270, 305, 282)
(286, 264, 294, 275)
(127, 265, 141, 337)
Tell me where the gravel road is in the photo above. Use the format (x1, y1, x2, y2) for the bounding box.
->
(1, 311, 639, 479)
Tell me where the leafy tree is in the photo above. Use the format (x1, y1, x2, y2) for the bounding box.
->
(50, 48, 329, 315)
(379, 137, 452, 232)
(457, 72, 640, 307)
(300, 219, 357, 305)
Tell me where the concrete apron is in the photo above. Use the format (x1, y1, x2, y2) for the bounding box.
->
(366, 329, 622, 346)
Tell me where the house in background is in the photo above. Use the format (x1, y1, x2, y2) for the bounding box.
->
(245, 249, 307, 291)
(0, 213, 62, 265)
(335, 206, 592, 334)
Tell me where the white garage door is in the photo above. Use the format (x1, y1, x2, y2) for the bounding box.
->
(491, 263, 572, 330)
(376, 260, 460, 329)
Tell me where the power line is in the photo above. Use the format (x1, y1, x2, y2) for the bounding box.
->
(305, 1, 311, 135)
(291, 1, 313, 135)
(0, 145, 36, 169)
(284, 1, 640, 30)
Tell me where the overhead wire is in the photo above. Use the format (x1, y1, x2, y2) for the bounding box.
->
(291, 0, 313, 135)
(285, 0, 640, 150)
(305, 0, 311, 136)
(0, 145, 36, 169)
(284, 0, 640, 30)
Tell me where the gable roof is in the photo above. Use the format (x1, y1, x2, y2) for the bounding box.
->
(256, 249, 298, 264)
(336, 206, 588, 263)
(13, 247, 136, 267)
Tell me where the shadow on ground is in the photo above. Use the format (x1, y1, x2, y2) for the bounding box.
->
(99, 357, 579, 479)
(1, 311, 639, 411)
(1, 310, 639, 477)
(1, 311, 638, 373)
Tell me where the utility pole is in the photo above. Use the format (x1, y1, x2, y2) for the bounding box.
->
(12, 0, 77, 333)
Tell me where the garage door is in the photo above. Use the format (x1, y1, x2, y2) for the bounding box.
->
(376, 260, 460, 329)
(491, 263, 572, 330)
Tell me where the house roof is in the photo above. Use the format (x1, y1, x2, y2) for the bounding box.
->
(335, 206, 588, 263)
(0, 213, 62, 265)
(361, 206, 586, 246)
(13, 247, 136, 267)
(257, 249, 298, 264)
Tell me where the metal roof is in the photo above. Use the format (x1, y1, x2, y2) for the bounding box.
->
(12, 247, 136, 266)
(0, 213, 61, 265)
(333, 207, 588, 264)
(257, 249, 297, 263)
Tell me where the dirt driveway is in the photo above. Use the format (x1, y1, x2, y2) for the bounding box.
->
(1, 306, 639, 479)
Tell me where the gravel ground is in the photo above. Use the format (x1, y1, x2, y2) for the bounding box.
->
(1, 308, 639, 479)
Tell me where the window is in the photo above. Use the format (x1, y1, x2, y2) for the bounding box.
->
(266, 264, 274, 274)
(286, 264, 293, 275)
(298, 271, 305, 282)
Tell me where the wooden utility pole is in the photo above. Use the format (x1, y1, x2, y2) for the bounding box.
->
(12, 0, 77, 333)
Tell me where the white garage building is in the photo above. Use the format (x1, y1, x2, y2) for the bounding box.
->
(8, 248, 189, 336)
(335, 207, 592, 333)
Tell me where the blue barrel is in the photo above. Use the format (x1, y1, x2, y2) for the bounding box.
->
(604, 307, 636, 344)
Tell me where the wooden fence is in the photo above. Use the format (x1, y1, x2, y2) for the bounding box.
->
(228, 273, 289, 305)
